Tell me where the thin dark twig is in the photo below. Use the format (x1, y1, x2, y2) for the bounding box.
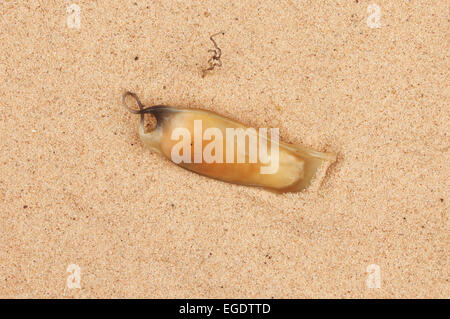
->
(202, 31, 225, 77)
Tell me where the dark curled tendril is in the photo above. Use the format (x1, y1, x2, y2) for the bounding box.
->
(122, 91, 144, 114)
(122, 91, 169, 133)
(122, 91, 148, 129)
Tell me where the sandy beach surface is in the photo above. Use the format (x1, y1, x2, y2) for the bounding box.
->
(0, 1, 448, 298)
